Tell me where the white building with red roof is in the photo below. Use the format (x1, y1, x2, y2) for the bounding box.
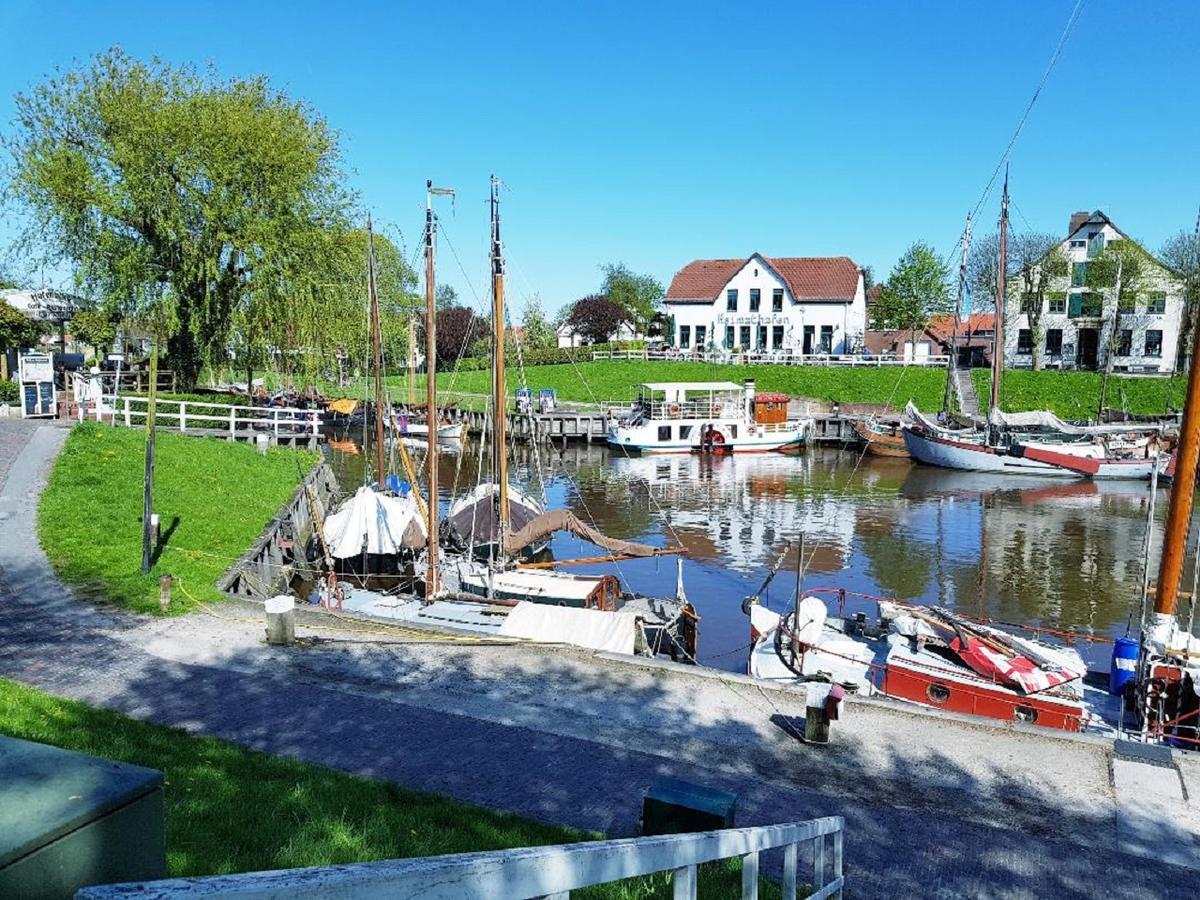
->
(662, 253, 867, 355)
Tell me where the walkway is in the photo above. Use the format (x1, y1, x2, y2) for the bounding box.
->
(955, 367, 980, 417)
(1, 421, 1198, 898)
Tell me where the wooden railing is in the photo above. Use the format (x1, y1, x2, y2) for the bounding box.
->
(79, 391, 320, 438)
(76, 817, 845, 899)
(592, 348, 949, 367)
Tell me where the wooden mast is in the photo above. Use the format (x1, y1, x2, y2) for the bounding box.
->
(491, 175, 509, 538)
(989, 168, 1009, 415)
(943, 212, 972, 414)
(1152, 317, 1200, 621)
(367, 217, 386, 491)
(423, 181, 455, 599)
(408, 317, 416, 406)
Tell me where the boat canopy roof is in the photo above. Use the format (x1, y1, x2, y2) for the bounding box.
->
(640, 381, 741, 393)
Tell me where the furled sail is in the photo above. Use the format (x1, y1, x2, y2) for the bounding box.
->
(502, 508, 661, 558)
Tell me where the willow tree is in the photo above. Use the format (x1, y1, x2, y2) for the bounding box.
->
(6, 49, 354, 386)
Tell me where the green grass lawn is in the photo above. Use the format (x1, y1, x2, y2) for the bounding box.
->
(367, 360, 945, 411)
(972, 369, 1184, 419)
(38, 422, 319, 614)
(0, 680, 779, 898)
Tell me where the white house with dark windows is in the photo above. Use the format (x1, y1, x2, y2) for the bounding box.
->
(1004, 211, 1185, 373)
(662, 254, 867, 355)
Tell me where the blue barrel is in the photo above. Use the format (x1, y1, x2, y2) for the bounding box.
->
(1109, 637, 1138, 695)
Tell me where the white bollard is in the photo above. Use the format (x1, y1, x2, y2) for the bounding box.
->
(255, 433, 270, 455)
(264, 595, 296, 646)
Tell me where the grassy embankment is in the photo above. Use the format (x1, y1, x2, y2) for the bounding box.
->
(38, 422, 319, 614)
(385, 361, 946, 411)
(972, 369, 1185, 419)
(0, 680, 778, 897)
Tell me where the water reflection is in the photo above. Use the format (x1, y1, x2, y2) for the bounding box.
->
(322, 427, 1195, 671)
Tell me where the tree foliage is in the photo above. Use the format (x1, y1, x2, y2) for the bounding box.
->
(70, 308, 119, 359)
(436, 284, 458, 312)
(1085, 239, 1156, 409)
(1011, 233, 1069, 370)
(6, 49, 355, 386)
(1162, 230, 1200, 366)
(520, 294, 556, 350)
(872, 242, 950, 340)
(600, 263, 661, 330)
(565, 294, 628, 345)
(429, 306, 485, 370)
(0, 300, 45, 354)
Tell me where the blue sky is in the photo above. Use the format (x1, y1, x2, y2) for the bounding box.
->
(1, 1, 1196, 315)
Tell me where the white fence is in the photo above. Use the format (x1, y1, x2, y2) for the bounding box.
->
(592, 348, 949, 368)
(76, 817, 845, 900)
(76, 390, 319, 439)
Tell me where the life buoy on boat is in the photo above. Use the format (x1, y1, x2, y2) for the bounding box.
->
(668, 402, 681, 417)
(709, 431, 726, 453)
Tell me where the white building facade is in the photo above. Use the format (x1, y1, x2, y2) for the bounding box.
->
(1004, 211, 1186, 373)
(556, 319, 644, 349)
(662, 254, 867, 355)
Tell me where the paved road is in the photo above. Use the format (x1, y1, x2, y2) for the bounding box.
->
(1, 423, 1197, 898)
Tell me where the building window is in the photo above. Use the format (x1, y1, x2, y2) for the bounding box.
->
(725, 325, 734, 349)
(739, 325, 751, 350)
(695, 325, 707, 349)
(726, 289, 737, 312)
(749, 289, 761, 312)
(820, 325, 834, 354)
(1020, 293, 1038, 314)
(679, 325, 691, 348)
(757, 325, 767, 349)
(1087, 233, 1106, 258)
(1145, 330, 1163, 358)
(1116, 329, 1132, 356)
(1016, 329, 1033, 354)
(772, 325, 785, 349)
(1048, 293, 1066, 314)
(1070, 239, 1086, 249)
(1146, 292, 1167, 315)
(1071, 262, 1088, 287)
(772, 289, 783, 312)
(1045, 328, 1063, 355)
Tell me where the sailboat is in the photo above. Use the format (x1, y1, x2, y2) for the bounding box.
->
(318, 219, 425, 587)
(901, 172, 1168, 480)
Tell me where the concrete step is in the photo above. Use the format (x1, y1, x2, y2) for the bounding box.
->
(954, 368, 980, 417)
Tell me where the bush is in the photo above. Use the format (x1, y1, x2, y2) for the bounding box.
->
(0, 379, 18, 404)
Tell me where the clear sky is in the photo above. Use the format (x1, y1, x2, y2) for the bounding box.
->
(1, 1, 1197, 315)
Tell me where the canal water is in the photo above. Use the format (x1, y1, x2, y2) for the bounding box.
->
(324, 431, 1195, 673)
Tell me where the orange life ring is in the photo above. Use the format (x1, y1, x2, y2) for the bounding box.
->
(709, 430, 727, 453)
(668, 402, 681, 417)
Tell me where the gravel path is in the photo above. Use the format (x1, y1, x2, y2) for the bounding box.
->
(2, 424, 1198, 898)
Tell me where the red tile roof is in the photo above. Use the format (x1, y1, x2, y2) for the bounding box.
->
(925, 313, 995, 345)
(664, 254, 860, 304)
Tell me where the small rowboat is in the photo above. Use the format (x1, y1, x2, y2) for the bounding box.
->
(852, 419, 910, 458)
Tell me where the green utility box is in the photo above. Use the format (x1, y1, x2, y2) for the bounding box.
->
(0, 735, 166, 899)
(641, 776, 737, 835)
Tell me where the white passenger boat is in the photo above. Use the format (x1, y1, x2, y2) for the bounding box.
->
(607, 381, 812, 454)
(391, 415, 464, 440)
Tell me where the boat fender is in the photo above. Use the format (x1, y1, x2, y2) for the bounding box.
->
(741, 595, 755, 617)
(825, 684, 845, 721)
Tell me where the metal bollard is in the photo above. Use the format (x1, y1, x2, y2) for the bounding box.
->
(264, 595, 296, 646)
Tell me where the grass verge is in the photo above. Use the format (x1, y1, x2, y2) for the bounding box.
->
(0, 680, 779, 897)
(971, 369, 1184, 419)
(38, 422, 319, 614)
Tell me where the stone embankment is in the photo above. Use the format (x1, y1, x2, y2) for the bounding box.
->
(1, 420, 1198, 898)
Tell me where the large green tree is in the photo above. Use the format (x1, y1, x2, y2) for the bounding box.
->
(873, 242, 951, 352)
(69, 308, 118, 360)
(1085, 239, 1154, 413)
(519, 293, 556, 350)
(6, 49, 354, 386)
(1162, 229, 1200, 369)
(600, 263, 662, 332)
(1011, 233, 1070, 371)
(0, 301, 45, 379)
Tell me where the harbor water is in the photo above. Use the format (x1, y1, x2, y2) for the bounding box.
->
(324, 431, 1196, 672)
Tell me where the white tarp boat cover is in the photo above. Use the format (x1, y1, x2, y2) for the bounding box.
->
(323, 485, 426, 558)
(987, 407, 1161, 435)
(498, 601, 639, 654)
(502, 508, 660, 558)
(903, 402, 979, 436)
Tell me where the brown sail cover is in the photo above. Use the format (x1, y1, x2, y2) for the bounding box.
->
(444, 492, 542, 550)
(502, 508, 660, 558)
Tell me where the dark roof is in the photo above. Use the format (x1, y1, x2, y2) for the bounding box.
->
(664, 254, 860, 304)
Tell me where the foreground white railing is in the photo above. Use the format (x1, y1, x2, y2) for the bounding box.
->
(591, 348, 948, 367)
(78, 392, 319, 438)
(76, 817, 845, 900)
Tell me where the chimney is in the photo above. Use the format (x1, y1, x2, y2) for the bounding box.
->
(1068, 211, 1090, 236)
